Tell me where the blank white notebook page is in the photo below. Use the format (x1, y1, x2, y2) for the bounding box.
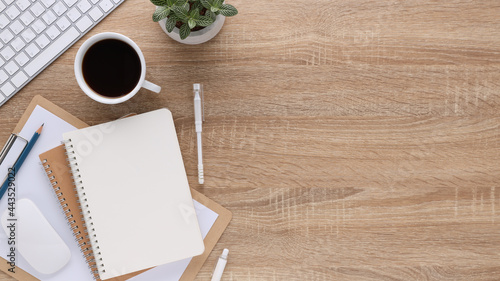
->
(130, 200, 219, 281)
(62, 109, 204, 280)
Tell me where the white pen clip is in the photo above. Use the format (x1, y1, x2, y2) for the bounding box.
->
(193, 83, 205, 122)
(193, 84, 204, 184)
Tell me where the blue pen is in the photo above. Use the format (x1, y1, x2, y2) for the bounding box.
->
(0, 124, 44, 200)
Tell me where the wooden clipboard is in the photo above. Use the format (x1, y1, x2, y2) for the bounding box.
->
(0, 95, 232, 281)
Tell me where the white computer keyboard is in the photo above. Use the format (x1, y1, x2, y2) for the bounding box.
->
(0, 0, 125, 107)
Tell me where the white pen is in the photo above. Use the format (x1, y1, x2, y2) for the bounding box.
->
(211, 249, 229, 281)
(193, 83, 204, 184)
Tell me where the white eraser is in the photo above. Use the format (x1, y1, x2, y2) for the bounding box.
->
(1, 198, 71, 275)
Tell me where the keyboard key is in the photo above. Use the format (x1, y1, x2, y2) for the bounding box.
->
(52, 1, 67, 16)
(77, 0, 91, 13)
(67, 7, 81, 22)
(0, 29, 14, 44)
(89, 7, 103, 21)
(25, 43, 40, 57)
(1, 46, 15, 60)
(75, 15, 92, 32)
(63, 0, 77, 7)
(41, 0, 56, 8)
(90, 0, 98, 3)
(0, 2, 5, 13)
(99, 0, 113, 12)
(20, 11, 35, 25)
(15, 0, 31, 11)
(11, 71, 28, 87)
(5, 61, 19, 75)
(33, 19, 47, 34)
(46, 25, 60, 39)
(35, 34, 50, 49)
(14, 52, 29, 66)
(25, 27, 79, 76)
(56, 16, 70, 30)
(0, 14, 10, 29)
(11, 37, 25, 51)
(0, 70, 8, 84)
(1, 82, 15, 97)
(5, 0, 15, 5)
(0, 57, 4, 67)
(112, 0, 120, 3)
(9, 20, 24, 35)
(0, 46, 14, 60)
(42, 10, 57, 25)
(6, 6, 21, 20)
(21, 29, 36, 42)
(30, 2, 45, 17)
(0, 95, 4, 103)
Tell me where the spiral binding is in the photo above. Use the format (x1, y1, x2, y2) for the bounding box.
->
(42, 153, 101, 280)
(63, 139, 107, 277)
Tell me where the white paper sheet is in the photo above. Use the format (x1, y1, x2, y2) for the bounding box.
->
(0, 105, 220, 281)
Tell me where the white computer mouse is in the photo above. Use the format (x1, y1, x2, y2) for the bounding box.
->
(1, 198, 71, 275)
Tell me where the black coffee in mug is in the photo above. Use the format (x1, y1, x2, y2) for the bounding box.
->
(82, 39, 142, 98)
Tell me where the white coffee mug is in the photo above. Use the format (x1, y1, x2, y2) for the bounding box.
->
(74, 32, 161, 104)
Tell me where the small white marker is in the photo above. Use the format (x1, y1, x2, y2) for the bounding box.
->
(211, 249, 228, 281)
(193, 83, 204, 184)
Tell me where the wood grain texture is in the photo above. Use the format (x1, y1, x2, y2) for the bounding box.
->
(1, 0, 500, 280)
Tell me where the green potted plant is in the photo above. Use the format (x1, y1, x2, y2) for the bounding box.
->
(151, 0, 238, 44)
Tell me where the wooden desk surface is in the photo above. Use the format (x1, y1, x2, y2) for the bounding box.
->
(1, 0, 499, 280)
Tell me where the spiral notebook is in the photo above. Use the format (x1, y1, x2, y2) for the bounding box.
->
(39, 144, 231, 281)
(40, 145, 102, 279)
(59, 109, 204, 280)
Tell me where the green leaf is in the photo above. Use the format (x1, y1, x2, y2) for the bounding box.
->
(150, 0, 168, 6)
(169, 14, 182, 22)
(188, 18, 196, 29)
(189, 8, 200, 19)
(210, 6, 219, 12)
(200, 0, 211, 9)
(165, 16, 177, 32)
(174, 0, 187, 5)
(219, 4, 237, 16)
(206, 10, 216, 20)
(152, 6, 171, 22)
(196, 16, 214, 27)
(213, 0, 223, 8)
(172, 5, 189, 21)
(192, 1, 203, 10)
(179, 23, 191, 39)
(182, 1, 189, 10)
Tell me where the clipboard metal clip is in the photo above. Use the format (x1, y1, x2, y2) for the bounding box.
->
(0, 133, 28, 169)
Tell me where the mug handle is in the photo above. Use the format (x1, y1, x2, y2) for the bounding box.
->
(142, 80, 161, 93)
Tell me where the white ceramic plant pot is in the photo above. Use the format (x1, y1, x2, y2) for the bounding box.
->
(159, 14, 226, 45)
